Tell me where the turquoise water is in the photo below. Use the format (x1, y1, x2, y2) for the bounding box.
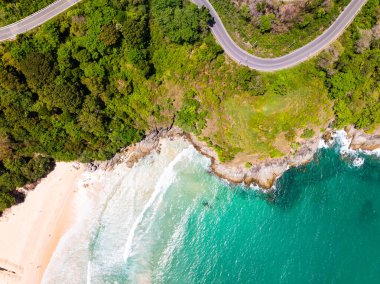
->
(44, 139, 380, 284)
(152, 150, 380, 284)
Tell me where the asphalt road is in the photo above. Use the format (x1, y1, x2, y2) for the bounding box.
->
(0, 0, 367, 71)
(0, 0, 81, 42)
(192, 0, 368, 71)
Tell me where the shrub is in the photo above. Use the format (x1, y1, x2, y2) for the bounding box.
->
(176, 90, 207, 135)
(300, 128, 315, 139)
(259, 14, 275, 33)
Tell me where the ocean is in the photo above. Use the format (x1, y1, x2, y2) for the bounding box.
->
(42, 133, 380, 284)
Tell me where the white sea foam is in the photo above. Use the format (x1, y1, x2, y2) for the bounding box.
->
(333, 130, 355, 155)
(86, 261, 91, 284)
(362, 148, 380, 158)
(249, 183, 265, 191)
(122, 146, 194, 262)
(352, 157, 365, 167)
(332, 130, 368, 167)
(330, 129, 380, 157)
(318, 129, 379, 168)
(42, 138, 201, 284)
(318, 138, 330, 149)
(156, 206, 193, 272)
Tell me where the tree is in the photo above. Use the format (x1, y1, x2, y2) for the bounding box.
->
(18, 52, 57, 92)
(99, 25, 120, 46)
(329, 71, 357, 99)
(78, 95, 107, 136)
(176, 90, 207, 134)
(20, 156, 54, 181)
(372, 21, 380, 40)
(316, 8, 326, 19)
(256, 2, 266, 13)
(260, 14, 274, 33)
(41, 83, 83, 114)
(155, 2, 211, 44)
(355, 29, 373, 53)
(70, 15, 87, 37)
(298, 14, 313, 29)
(240, 4, 251, 21)
(123, 14, 149, 48)
(0, 134, 12, 160)
(0, 64, 27, 92)
(334, 99, 354, 126)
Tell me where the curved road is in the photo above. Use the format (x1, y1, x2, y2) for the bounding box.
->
(0, 0, 81, 42)
(192, 0, 367, 71)
(0, 0, 368, 71)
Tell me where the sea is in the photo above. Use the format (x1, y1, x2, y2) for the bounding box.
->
(42, 131, 380, 284)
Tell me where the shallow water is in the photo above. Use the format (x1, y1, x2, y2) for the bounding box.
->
(43, 137, 380, 284)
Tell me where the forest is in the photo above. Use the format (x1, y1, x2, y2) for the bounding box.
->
(320, 0, 380, 129)
(0, 0, 379, 212)
(0, 0, 214, 212)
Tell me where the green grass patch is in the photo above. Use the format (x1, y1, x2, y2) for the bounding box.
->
(202, 62, 333, 160)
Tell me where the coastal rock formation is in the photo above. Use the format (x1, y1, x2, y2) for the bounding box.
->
(188, 133, 320, 190)
(345, 126, 380, 151)
(93, 126, 185, 171)
(93, 125, 321, 190)
(90, 125, 380, 192)
(190, 126, 380, 190)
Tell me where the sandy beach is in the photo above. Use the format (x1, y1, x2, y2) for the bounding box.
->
(0, 162, 85, 284)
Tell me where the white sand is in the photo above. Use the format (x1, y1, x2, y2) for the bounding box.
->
(0, 162, 85, 284)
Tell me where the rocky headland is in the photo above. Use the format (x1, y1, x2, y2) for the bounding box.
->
(89, 125, 380, 192)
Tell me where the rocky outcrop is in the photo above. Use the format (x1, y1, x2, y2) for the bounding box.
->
(89, 125, 380, 192)
(191, 126, 380, 190)
(90, 126, 185, 171)
(345, 126, 380, 151)
(188, 133, 320, 191)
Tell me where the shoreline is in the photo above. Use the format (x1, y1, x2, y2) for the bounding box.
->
(0, 125, 378, 283)
(345, 125, 380, 152)
(189, 126, 380, 190)
(0, 163, 85, 284)
(92, 125, 380, 191)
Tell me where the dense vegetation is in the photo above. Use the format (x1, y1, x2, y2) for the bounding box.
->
(0, 0, 55, 26)
(319, 0, 380, 129)
(0, 0, 379, 212)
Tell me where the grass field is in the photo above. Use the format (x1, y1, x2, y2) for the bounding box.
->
(199, 62, 333, 161)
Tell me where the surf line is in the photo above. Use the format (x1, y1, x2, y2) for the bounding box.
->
(123, 147, 193, 263)
(86, 261, 91, 284)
